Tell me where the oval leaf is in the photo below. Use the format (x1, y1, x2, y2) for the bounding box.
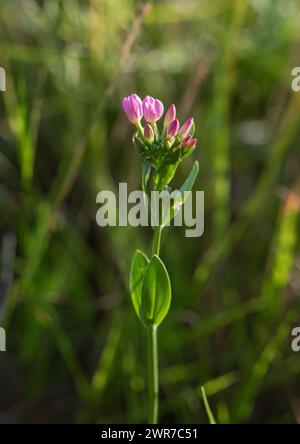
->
(130, 250, 149, 322)
(141, 255, 172, 326)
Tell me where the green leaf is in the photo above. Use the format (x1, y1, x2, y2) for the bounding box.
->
(141, 255, 172, 326)
(130, 250, 149, 322)
(162, 160, 199, 226)
(142, 159, 152, 193)
(179, 160, 199, 195)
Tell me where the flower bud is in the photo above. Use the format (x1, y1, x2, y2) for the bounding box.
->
(163, 104, 176, 128)
(181, 135, 197, 151)
(143, 96, 164, 122)
(122, 94, 143, 124)
(167, 119, 180, 138)
(179, 118, 194, 138)
(144, 123, 154, 143)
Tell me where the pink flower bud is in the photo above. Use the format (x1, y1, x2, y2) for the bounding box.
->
(181, 135, 197, 150)
(167, 119, 180, 138)
(164, 104, 176, 128)
(144, 123, 154, 142)
(142, 96, 164, 122)
(122, 94, 143, 124)
(189, 138, 197, 150)
(179, 118, 194, 138)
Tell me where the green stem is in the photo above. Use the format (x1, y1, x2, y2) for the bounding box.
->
(151, 121, 159, 141)
(136, 121, 144, 139)
(147, 225, 162, 424)
(152, 225, 162, 256)
(148, 324, 158, 424)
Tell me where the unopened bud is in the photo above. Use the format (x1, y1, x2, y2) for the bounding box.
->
(167, 119, 180, 138)
(144, 123, 154, 142)
(179, 118, 194, 138)
(164, 104, 176, 128)
(181, 135, 197, 151)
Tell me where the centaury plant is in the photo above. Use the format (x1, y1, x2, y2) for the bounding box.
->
(122, 94, 199, 423)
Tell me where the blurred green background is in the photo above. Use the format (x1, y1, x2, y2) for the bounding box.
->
(1, 0, 300, 424)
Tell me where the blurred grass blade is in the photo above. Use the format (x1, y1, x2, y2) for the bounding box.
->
(201, 386, 217, 424)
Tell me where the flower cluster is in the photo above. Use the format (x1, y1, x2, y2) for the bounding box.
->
(122, 94, 197, 169)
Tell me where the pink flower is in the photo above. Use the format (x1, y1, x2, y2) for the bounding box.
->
(144, 123, 154, 142)
(143, 96, 164, 122)
(167, 119, 180, 138)
(164, 104, 176, 128)
(179, 118, 194, 138)
(122, 94, 143, 124)
(180, 135, 197, 150)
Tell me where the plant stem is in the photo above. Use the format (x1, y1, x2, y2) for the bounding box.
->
(148, 225, 162, 423)
(136, 121, 144, 138)
(148, 324, 158, 424)
(152, 225, 162, 256)
(151, 121, 159, 140)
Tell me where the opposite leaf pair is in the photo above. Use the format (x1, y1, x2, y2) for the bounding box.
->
(130, 251, 171, 327)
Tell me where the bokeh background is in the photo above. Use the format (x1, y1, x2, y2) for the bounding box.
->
(1, 0, 300, 424)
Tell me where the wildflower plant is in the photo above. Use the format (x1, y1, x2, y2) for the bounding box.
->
(122, 94, 199, 424)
